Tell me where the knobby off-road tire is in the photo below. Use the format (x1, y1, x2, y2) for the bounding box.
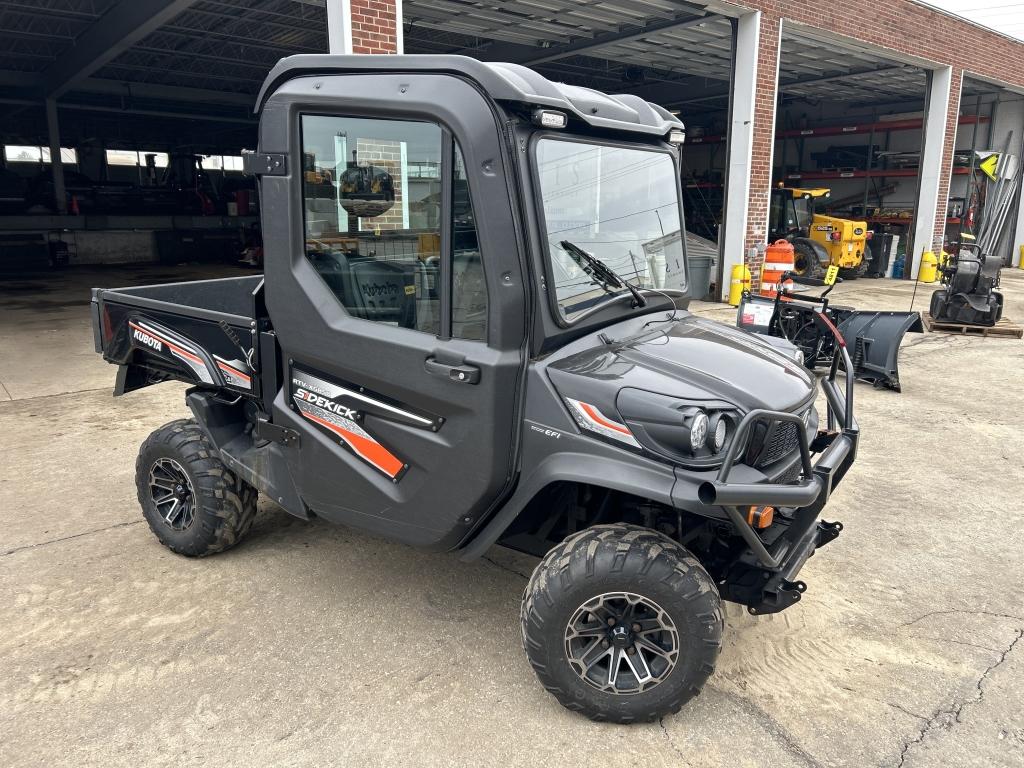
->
(793, 241, 825, 279)
(136, 418, 257, 557)
(855, 254, 872, 277)
(521, 524, 723, 723)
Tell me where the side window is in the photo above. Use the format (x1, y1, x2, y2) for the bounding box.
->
(300, 116, 487, 341)
(451, 144, 486, 341)
(301, 115, 443, 334)
(769, 192, 785, 230)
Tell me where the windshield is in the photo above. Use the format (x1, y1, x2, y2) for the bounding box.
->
(792, 197, 814, 230)
(535, 139, 686, 321)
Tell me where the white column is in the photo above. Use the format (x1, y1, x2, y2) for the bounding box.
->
(719, 12, 774, 301)
(395, 0, 404, 54)
(45, 98, 67, 215)
(910, 65, 955, 279)
(326, 0, 353, 55)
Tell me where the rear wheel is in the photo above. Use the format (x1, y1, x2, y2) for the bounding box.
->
(792, 241, 824, 279)
(521, 524, 723, 723)
(855, 254, 872, 277)
(136, 419, 257, 557)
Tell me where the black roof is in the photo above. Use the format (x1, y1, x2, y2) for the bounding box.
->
(256, 54, 683, 137)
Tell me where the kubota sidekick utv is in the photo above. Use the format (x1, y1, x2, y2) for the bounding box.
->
(91, 55, 858, 723)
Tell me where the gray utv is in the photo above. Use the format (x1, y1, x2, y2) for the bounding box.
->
(91, 55, 858, 723)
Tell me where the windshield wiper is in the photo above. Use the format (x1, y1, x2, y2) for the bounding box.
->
(559, 240, 647, 309)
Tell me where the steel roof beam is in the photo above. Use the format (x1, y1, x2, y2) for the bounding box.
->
(463, 12, 721, 66)
(777, 65, 909, 90)
(40, 0, 198, 98)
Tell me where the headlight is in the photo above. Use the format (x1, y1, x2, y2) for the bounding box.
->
(688, 411, 709, 451)
(615, 389, 740, 466)
(710, 415, 728, 453)
(794, 349, 805, 366)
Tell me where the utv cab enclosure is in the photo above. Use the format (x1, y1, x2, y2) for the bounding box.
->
(92, 55, 859, 723)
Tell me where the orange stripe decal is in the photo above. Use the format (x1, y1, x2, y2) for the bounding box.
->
(217, 361, 252, 383)
(302, 411, 404, 478)
(579, 402, 631, 435)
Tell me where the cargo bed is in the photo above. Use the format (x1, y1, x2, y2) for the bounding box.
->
(92, 275, 264, 395)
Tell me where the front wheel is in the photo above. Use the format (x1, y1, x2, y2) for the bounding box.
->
(521, 524, 723, 723)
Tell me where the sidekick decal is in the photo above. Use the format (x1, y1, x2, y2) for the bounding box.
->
(291, 367, 416, 480)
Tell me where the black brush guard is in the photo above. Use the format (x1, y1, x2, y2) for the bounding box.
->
(697, 334, 859, 615)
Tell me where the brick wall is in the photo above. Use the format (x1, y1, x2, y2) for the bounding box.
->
(351, 0, 398, 54)
(355, 137, 404, 230)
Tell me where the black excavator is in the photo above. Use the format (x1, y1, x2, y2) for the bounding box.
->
(930, 237, 1004, 327)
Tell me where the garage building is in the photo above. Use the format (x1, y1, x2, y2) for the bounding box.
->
(2, 0, 1024, 299)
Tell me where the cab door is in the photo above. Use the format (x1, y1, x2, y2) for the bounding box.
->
(258, 72, 528, 549)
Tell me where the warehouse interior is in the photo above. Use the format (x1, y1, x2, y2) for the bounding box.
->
(0, 1, 1021, 293)
(772, 27, 930, 279)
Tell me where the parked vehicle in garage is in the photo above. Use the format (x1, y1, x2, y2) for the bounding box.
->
(90, 55, 858, 723)
(769, 185, 872, 277)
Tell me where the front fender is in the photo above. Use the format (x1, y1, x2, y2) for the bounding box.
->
(457, 422, 679, 560)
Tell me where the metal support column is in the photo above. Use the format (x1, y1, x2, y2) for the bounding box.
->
(909, 66, 955, 279)
(45, 97, 67, 215)
(326, 0, 353, 54)
(719, 11, 773, 301)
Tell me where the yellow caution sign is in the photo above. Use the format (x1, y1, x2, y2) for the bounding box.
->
(824, 264, 839, 285)
(979, 153, 1000, 181)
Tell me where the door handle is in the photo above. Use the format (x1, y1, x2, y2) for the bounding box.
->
(424, 356, 481, 384)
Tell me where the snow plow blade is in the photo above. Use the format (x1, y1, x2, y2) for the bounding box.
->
(837, 311, 923, 392)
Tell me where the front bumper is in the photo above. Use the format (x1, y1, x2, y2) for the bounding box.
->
(697, 345, 859, 614)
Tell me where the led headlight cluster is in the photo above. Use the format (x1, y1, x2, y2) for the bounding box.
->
(586, 389, 742, 467)
(680, 408, 728, 455)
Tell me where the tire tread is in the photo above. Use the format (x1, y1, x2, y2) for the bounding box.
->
(521, 523, 723, 723)
(136, 418, 257, 557)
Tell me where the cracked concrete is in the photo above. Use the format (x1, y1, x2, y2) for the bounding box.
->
(2, 264, 1023, 767)
(896, 629, 1023, 768)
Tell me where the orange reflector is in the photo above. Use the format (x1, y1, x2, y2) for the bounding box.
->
(747, 506, 775, 529)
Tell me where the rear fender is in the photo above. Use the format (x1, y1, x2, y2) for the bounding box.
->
(186, 391, 308, 519)
(837, 311, 923, 392)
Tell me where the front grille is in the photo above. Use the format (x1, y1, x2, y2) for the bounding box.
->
(775, 462, 802, 484)
(748, 420, 801, 468)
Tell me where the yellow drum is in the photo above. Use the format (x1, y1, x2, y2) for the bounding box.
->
(919, 250, 938, 283)
(728, 264, 752, 306)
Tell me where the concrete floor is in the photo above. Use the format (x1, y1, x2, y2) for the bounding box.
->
(2, 263, 1023, 767)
